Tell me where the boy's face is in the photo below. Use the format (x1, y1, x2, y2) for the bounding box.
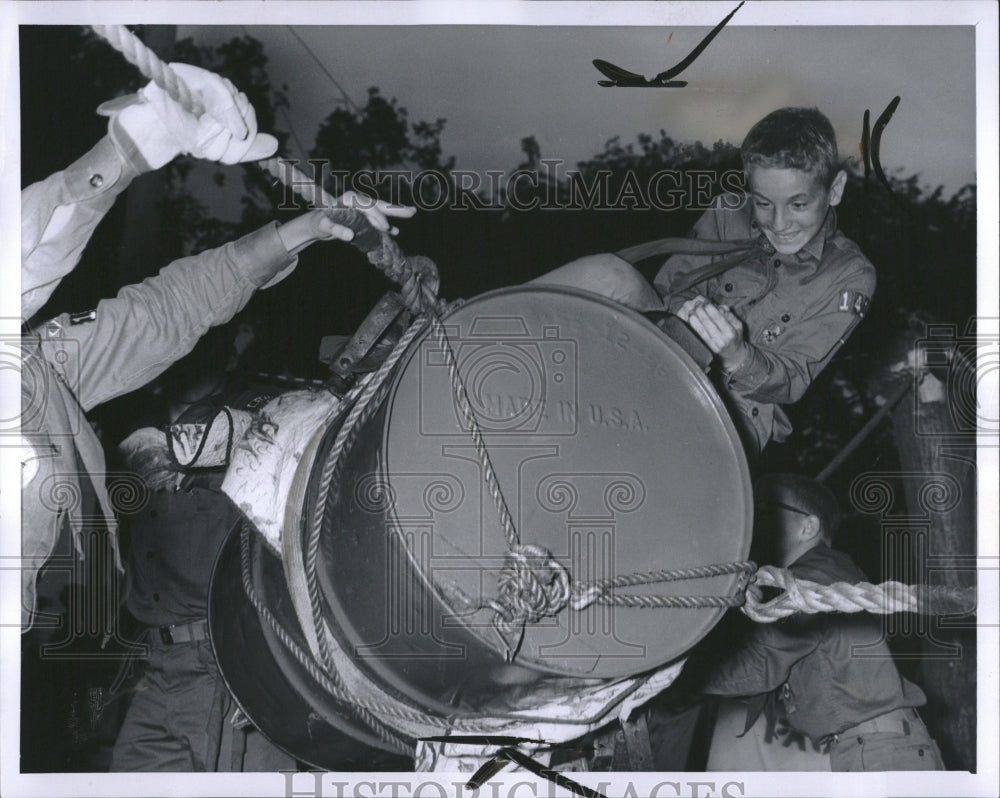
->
(746, 166, 846, 255)
(753, 491, 811, 567)
(752, 501, 790, 566)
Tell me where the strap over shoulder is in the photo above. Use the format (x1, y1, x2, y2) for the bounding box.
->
(616, 236, 760, 295)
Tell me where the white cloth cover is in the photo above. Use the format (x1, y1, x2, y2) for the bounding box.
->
(222, 389, 341, 553)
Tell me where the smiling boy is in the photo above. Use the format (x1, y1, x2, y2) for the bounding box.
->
(655, 107, 876, 454)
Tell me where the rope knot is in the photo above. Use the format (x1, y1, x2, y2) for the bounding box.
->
(490, 544, 570, 660)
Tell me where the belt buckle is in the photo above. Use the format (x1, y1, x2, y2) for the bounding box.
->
(159, 626, 174, 645)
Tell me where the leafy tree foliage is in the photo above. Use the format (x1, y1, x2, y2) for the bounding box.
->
(310, 87, 454, 195)
(163, 34, 292, 252)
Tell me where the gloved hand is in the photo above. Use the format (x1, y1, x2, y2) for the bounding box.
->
(99, 62, 279, 170)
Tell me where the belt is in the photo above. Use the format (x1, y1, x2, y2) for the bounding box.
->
(830, 707, 921, 745)
(153, 618, 210, 645)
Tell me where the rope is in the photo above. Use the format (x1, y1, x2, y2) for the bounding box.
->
(488, 545, 572, 659)
(427, 313, 519, 550)
(570, 561, 757, 611)
(90, 24, 442, 316)
(238, 525, 419, 755)
(92, 24, 981, 763)
(741, 565, 978, 624)
(303, 318, 430, 679)
(90, 22, 754, 663)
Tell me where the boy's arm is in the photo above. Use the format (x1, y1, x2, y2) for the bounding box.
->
(701, 610, 824, 697)
(44, 204, 412, 412)
(43, 222, 296, 412)
(722, 261, 876, 405)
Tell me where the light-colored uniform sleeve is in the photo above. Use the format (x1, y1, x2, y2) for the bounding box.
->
(42, 223, 296, 412)
(723, 261, 877, 405)
(22, 136, 146, 320)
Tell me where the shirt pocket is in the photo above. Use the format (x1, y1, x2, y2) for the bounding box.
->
(710, 275, 760, 309)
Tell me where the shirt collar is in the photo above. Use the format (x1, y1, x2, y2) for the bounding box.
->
(796, 208, 838, 263)
(743, 203, 837, 263)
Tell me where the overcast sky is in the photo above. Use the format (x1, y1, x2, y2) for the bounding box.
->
(185, 21, 977, 195)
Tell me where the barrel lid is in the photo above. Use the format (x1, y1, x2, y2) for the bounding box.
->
(381, 286, 752, 679)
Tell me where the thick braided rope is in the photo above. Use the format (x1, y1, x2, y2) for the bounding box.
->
(742, 565, 978, 624)
(90, 24, 440, 315)
(92, 24, 203, 115)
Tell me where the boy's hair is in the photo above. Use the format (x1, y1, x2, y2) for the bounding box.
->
(741, 107, 840, 186)
(755, 473, 841, 544)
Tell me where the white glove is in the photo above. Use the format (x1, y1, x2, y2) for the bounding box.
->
(101, 62, 278, 170)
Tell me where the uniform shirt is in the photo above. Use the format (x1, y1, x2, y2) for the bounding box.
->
(123, 382, 282, 627)
(124, 473, 239, 626)
(19, 136, 297, 626)
(654, 196, 876, 453)
(702, 544, 927, 744)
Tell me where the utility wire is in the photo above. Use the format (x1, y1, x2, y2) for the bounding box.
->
(284, 25, 360, 113)
(238, 25, 311, 163)
(278, 105, 311, 164)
